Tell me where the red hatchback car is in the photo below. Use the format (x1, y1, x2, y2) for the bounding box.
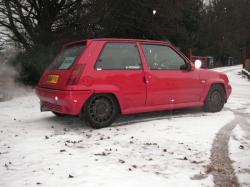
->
(36, 38, 232, 128)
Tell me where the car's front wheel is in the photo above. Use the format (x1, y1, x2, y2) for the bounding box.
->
(83, 94, 119, 129)
(203, 85, 226, 112)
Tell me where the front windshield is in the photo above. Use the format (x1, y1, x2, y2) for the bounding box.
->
(48, 44, 85, 70)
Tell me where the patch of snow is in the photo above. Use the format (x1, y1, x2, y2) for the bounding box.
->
(0, 93, 234, 187)
(0, 65, 249, 186)
(229, 125, 250, 187)
(214, 65, 250, 111)
(215, 65, 250, 186)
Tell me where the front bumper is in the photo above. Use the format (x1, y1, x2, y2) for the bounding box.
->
(226, 83, 232, 100)
(35, 87, 92, 115)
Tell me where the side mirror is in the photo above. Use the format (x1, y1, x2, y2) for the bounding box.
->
(186, 63, 192, 71)
(180, 63, 192, 71)
(194, 60, 202, 69)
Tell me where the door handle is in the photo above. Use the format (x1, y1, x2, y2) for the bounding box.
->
(143, 76, 149, 84)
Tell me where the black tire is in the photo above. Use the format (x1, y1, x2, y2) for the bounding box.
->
(83, 94, 119, 129)
(203, 85, 226, 112)
(52, 112, 66, 117)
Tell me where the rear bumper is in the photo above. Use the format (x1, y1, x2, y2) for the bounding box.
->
(35, 87, 92, 115)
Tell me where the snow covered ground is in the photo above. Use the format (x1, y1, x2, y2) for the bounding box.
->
(230, 126, 250, 186)
(0, 65, 249, 187)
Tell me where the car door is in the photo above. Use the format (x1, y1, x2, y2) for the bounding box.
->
(94, 42, 147, 109)
(139, 43, 203, 106)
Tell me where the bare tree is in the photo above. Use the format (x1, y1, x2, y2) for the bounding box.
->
(0, 0, 86, 50)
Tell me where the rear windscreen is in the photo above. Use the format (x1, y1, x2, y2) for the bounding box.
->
(48, 44, 85, 70)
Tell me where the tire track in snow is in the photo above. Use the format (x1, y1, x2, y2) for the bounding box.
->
(233, 112, 250, 139)
(210, 117, 239, 187)
(211, 65, 250, 186)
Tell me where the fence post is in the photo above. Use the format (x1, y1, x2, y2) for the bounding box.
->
(189, 48, 192, 60)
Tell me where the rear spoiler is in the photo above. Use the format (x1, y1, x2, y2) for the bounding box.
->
(62, 40, 90, 50)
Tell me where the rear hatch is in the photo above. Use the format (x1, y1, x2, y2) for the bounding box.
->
(38, 42, 86, 90)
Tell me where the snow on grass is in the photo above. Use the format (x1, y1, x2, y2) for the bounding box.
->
(215, 65, 250, 187)
(229, 125, 250, 187)
(1, 65, 249, 187)
(214, 65, 250, 111)
(213, 65, 242, 73)
(0, 92, 234, 187)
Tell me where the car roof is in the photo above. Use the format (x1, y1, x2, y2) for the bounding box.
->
(89, 38, 170, 44)
(64, 38, 170, 47)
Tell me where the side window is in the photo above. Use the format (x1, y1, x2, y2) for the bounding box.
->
(141, 44, 186, 70)
(95, 43, 142, 70)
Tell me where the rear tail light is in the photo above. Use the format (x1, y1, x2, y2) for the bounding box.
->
(67, 64, 85, 85)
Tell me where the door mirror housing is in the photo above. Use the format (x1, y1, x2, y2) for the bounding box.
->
(180, 63, 192, 71)
(186, 63, 192, 71)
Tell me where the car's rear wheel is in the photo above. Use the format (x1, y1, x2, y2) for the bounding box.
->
(83, 94, 118, 129)
(203, 85, 225, 112)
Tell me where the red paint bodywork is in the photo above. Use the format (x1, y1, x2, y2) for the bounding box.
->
(36, 38, 232, 116)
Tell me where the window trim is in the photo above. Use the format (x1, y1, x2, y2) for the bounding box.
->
(94, 42, 143, 71)
(139, 43, 189, 71)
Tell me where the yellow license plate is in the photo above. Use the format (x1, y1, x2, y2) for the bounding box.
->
(47, 75, 59, 84)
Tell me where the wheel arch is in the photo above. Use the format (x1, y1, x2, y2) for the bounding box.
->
(201, 80, 227, 103)
(80, 92, 122, 129)
(81, 91, 125, 115)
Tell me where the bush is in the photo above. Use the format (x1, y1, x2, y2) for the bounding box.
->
(11, 46, 59, 85)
